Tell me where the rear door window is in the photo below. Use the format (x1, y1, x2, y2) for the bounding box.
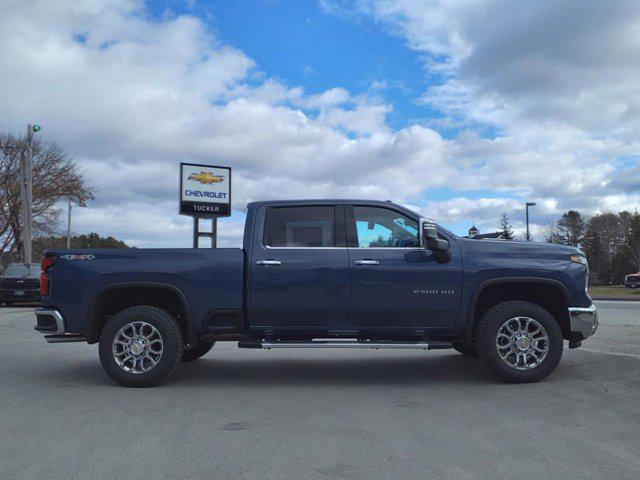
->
(266, 206, 335, 247)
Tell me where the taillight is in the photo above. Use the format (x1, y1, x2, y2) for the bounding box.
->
(40, 256, 55, 296)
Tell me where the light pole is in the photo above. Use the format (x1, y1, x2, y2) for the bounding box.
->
(525, 202, 536, 242)
(20, 124, 41, 263)
(66, 196, 72, 249)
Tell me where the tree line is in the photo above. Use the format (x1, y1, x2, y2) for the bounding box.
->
(481, 210, 638, 285)
(1, 132, 129, 270)
(546, 210, 640, 285)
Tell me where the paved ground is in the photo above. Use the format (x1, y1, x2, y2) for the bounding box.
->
(586, 301, 640, 357)
(1, 302, 639, 480)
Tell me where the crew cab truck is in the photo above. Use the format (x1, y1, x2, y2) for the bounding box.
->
(35, 200, 598, 387)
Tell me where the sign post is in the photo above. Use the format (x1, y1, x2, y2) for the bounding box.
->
(179, 163, 231, 248)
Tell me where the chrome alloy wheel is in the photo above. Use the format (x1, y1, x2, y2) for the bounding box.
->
(112, 321, 163, 374)
(496, 316, 549, 370)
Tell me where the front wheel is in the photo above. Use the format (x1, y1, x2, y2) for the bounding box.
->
(99, 306, 184, 387)
(476, 300, 563, 383)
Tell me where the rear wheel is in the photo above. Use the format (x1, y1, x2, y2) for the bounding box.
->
(182, 339, 215, 362)
(477, 300, 563, 383)
(99, 306, 184, 387)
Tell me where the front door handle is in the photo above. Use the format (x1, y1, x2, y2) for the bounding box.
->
(256, 260, 282, 266)
(354, 260, 380, 266)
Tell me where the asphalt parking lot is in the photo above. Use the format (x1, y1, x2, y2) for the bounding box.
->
(1, 302, 639, 480)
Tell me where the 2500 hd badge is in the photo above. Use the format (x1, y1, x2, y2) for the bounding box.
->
(413, 289, 456, 295)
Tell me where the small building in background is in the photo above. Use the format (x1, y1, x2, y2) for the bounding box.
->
(465, 225, 505, 240)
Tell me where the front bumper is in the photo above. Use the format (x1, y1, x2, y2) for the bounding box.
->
(34, 308, 85, 343)
(568, 304, 598, 340)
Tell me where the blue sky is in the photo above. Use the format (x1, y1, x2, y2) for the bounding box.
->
(2, 0, 638, 246)
(142, 0, 495, 235)
(148, 0, 432, 127)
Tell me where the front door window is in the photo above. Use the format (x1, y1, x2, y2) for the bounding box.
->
(353, 206, 419, 248)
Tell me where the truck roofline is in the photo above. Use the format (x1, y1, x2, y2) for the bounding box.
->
(248, 199, 402, 208)
(246, 199, 454, 237)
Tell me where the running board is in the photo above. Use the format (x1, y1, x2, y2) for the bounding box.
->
(242, 339, 452, 350)
(44, 334, 86, 343)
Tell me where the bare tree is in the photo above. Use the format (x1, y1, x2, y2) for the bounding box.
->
(618, 211, 640, 272)
(546, 210, 586, 247)
(583, 212, 622, 284)
(0, 133, 93, 260)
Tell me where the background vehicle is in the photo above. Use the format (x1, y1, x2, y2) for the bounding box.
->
(35, 200, 598, 387)
(624, 273, 640, 288)
(1, 263, 41, 306)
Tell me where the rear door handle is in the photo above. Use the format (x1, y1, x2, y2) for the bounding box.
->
(256, 260, 282, 266)
(354, 260, 380, 266)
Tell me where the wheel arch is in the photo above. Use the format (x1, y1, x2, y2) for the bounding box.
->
(464, 277, 572, 342)
(86, 282, 197, 345)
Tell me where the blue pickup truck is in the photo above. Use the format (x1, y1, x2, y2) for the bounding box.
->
(35, 200, 598, 387)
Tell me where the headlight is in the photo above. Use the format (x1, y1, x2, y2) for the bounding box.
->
(570, 255, 587, 265)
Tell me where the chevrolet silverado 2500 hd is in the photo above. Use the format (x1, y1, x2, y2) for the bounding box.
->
(34, 200, 598, 387)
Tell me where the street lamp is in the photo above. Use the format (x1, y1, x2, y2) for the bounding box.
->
(66, 195, 73, 249)
(525, 202, 536, 242)
(21, 123, 41, 263)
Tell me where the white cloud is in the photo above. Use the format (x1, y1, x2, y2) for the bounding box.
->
(362, 0, 640, 139)
(0, 0, 638, 247)
(357, 0, 640, 220)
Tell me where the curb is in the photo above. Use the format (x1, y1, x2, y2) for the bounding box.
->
(591, 296, 640, 302)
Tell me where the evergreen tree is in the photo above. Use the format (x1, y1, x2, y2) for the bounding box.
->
(499, 213, 515, 240)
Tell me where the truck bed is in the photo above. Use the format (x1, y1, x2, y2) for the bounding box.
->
(42, 248, 244, 340)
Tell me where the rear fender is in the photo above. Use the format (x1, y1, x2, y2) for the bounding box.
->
(86, 282, 196, 345)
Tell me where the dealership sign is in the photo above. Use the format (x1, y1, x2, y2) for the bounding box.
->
(179, 163, 231, 217)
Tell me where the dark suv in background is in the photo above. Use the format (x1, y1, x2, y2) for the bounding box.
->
(624, 273, 640, 288)
(1, 263, 41, 306)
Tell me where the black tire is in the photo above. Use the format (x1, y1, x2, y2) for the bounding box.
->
(181, 339, 215, 362)
(452, 342, 478, 357)
(476, 300, 563, 383)
(5, 302, 13, 307)
(99, 305, 184, 387)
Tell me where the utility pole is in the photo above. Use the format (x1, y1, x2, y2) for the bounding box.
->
(20, 124, 41, 263)
(66, 196, 72, 249)
(525, 202, 536, 242)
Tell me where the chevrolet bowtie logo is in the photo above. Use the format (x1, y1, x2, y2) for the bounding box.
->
(187, 171, 225, 184)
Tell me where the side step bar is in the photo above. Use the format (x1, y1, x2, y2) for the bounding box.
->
(44, 335, 86, 343)
(240, 339, 452, 350)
